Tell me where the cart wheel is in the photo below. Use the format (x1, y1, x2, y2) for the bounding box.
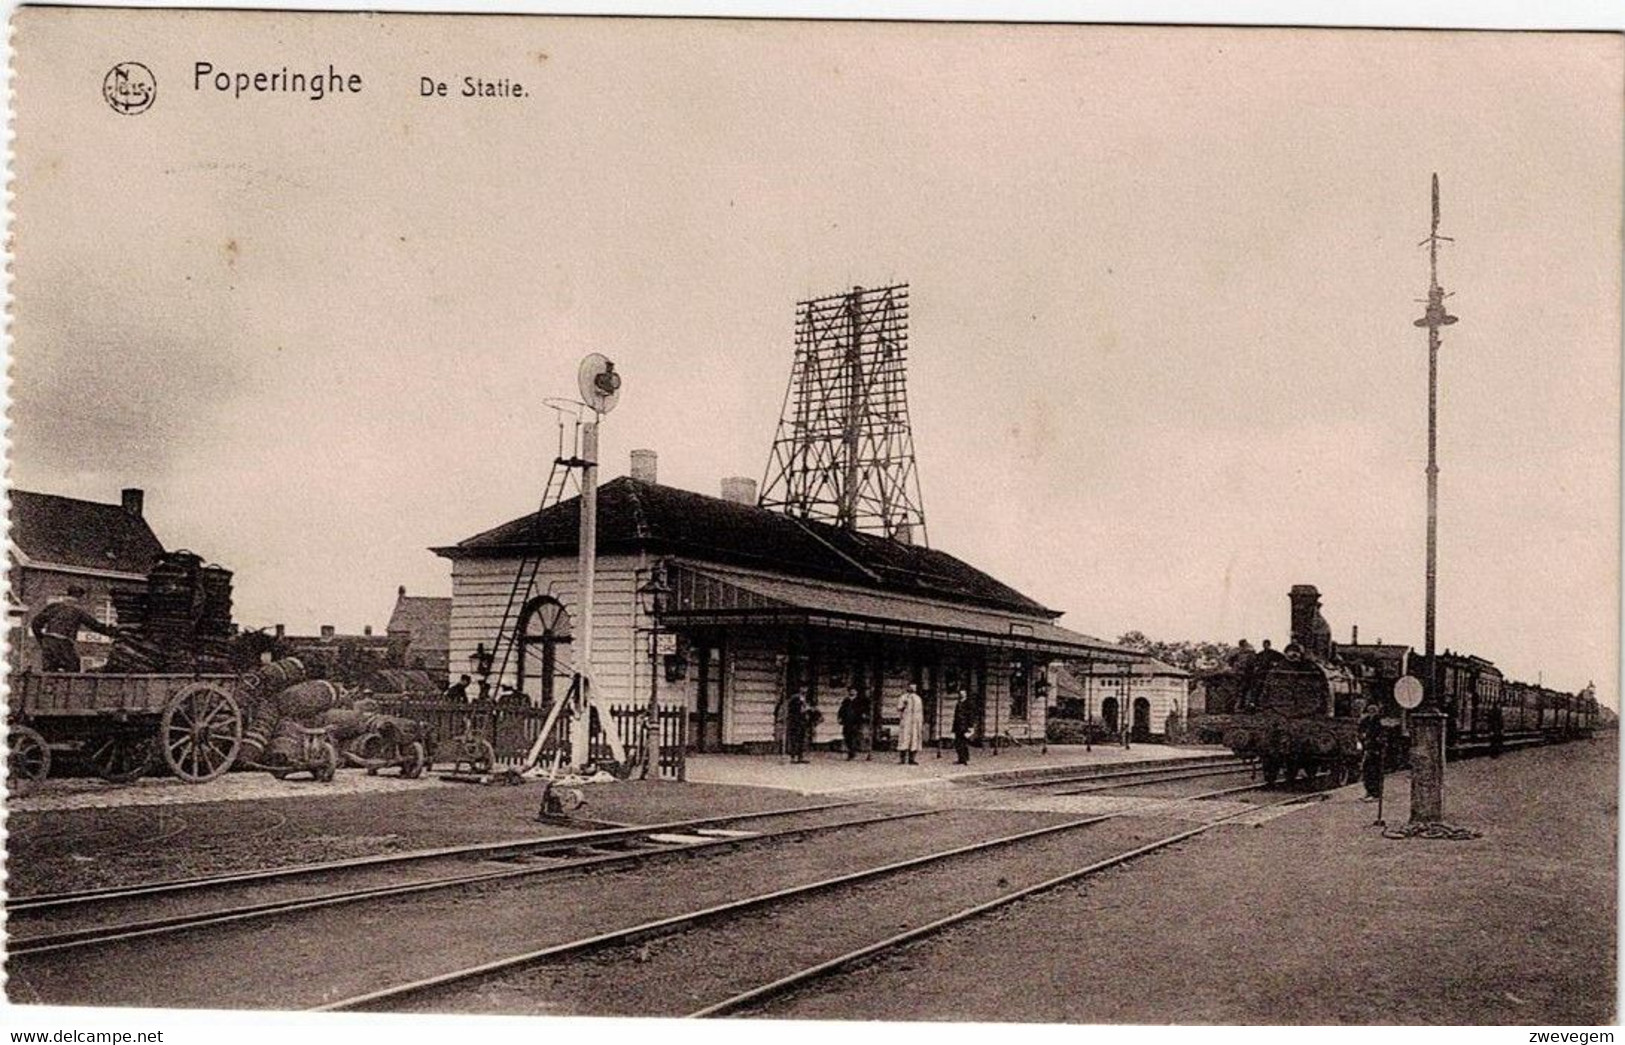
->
(161, 683, 243, 783)
(401, 741, 426, 779)
(313, 741, 338, 783)
(470, 739, 495, 775)
(89, 730, 155, 784)
(8, 725, 51, 797)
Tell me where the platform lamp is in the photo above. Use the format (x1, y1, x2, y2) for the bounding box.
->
(636, 562, 672, 778)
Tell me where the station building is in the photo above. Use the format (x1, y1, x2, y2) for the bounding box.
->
(434, 453, 1135, 753)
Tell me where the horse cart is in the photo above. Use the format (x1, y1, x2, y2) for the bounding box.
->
(7, 671, 245, 795)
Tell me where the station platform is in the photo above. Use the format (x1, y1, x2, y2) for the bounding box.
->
(683, 741, 1229, 795)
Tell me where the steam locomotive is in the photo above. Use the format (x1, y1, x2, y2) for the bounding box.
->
(1192, 585, 1598, 785)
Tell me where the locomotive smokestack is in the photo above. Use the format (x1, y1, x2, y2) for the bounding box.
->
(1289, 585, 1321, 651)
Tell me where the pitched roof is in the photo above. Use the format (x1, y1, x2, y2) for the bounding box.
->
(435, 477, 1057, 618)
(387, 589, 451, 650)
(663, 562, 1131, 659)
(10, 490, 166, 575)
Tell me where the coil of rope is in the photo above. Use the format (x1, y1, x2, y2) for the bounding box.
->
(1381, 821, 1482, 841)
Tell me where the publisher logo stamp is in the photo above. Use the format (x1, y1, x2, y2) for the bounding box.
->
(103, 62, 156, 114)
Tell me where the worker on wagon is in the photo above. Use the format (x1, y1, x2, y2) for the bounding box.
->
(31, 586, 116, 672)
(1357, 701, 1384, 801)
(837, 689, 866, 760)
(951, 689, 977, 765)
(443, 674, 473, 702)
(896, 684, 925, 765)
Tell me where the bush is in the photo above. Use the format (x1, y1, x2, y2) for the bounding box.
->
(1047, 717, 1107, 744)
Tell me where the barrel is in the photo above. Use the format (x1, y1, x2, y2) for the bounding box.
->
(274, 679, 342, 721)
(256, 657, 309, 693)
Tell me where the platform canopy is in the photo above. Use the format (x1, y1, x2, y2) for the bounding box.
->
(660, 560, 1139, 662)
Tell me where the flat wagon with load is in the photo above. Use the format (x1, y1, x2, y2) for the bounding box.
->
(7, 671, 246, 794)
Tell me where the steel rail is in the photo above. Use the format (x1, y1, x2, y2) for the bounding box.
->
(312, 809, 1128, 1012)
(7, 800, 861, 913)
(973, 757, 1250, 792)
(1047, 763, 1258, 796)
(9, 809, 940, 958)
(686, 792, 1316, 1018)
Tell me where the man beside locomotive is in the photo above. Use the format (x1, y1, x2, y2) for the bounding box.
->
(1357, 700, 1385, 801)
(30, 586, 117, 671)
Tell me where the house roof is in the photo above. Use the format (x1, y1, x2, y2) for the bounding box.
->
(435, 477, 1058, 618)
(10, 490, 165, 576)
(1339, 642, 1412, 656)
(387, 589, 451, 651)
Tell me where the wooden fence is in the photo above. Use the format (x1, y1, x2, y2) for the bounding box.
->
(372, 698, 686, 781)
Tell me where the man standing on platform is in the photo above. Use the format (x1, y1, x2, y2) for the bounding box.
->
(785, 688, 810, 764)
(837, 689, 865, 761)
(896, 684, 924, 765)
(1358, 700, 1385, 801)
(951, 690, 977, 766)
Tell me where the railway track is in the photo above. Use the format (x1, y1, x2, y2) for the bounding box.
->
(6, 799, 855, 912)
(318, 785, 1306, 1016)
(972, 756, 1257, 794)
(693, 792, 1317, 1018)
(8, 802, 936, 956)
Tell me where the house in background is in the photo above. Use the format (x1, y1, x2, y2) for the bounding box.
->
(1063, 657, 1191, 741)
(8, 488, 165, 672)
(434, 451, 1135, 753)
(387, 586, 452, 680)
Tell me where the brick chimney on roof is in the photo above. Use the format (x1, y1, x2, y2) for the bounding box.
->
(720, 477, 757, 506)
(630, 449, 658, 484)
(121, 488, 145, 518)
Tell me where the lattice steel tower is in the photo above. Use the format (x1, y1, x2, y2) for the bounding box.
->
(759, 284, 928, 545)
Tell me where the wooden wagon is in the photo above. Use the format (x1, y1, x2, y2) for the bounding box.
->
(7, 671, 245, 795)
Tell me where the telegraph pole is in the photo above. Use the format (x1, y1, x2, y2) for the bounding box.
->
(1409, 173, 1457, 824)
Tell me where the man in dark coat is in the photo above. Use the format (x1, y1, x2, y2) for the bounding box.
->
(836, 690, 866, 760)
(785, 689, 810, 764)
(31, 587, 116, 671)
(443, 674, 473, 702)
(951, 691, 978, 766)
(1487, 700, 1505, 758)
(1357, 702, 1385, 801)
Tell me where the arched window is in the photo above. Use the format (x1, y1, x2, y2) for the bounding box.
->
(517, 597, 572, 705)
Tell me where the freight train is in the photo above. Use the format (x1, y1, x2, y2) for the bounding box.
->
(1191, 585, 1598, 786)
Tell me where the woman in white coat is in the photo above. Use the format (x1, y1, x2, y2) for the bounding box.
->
(896, 684, 925, 765)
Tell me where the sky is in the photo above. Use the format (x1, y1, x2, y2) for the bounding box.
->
(9, 12, 1621, 702)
